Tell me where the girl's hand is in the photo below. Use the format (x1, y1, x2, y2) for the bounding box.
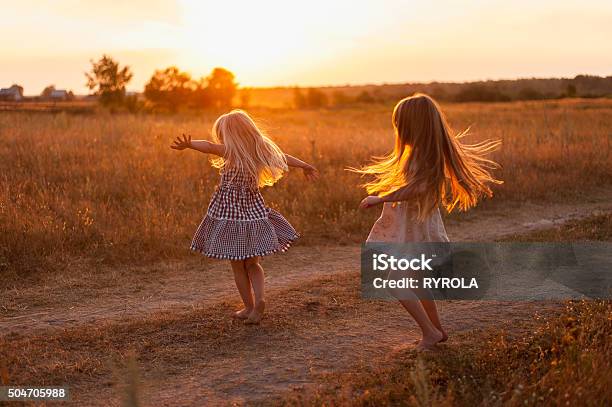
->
(359, 195, 383, 209)
(170, 134, 192, 150)
(303, 165, 319, 181)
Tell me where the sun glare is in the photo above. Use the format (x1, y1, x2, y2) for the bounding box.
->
(178, 0, 314, 81)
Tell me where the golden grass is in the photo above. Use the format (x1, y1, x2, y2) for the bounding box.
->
(0, 272, 360, 405)
(1, 215, 610, 405)
(273, 300, 611, 407)
(1, 99, 611, 276)
(503, 212, 612, 242)
(268, 211, 612, 406)
(0, 100, 96, 113)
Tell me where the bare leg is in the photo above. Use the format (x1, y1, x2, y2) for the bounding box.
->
(230, 260, 253, 319)
(420, 300, 448, 342)
(387, 269, 443, 350)
(244, 256, 266, 324)
(397, 299, 444, 351)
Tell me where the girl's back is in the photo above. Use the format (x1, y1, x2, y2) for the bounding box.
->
(171, 108, 318, 324)
(357, 94, 501, 243)
(356, 93, 501, 351)
(367, 202, 448, 243)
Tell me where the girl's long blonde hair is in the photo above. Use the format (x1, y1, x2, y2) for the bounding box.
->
(354, 93, 502, 220)
(210, 109, 288, 187)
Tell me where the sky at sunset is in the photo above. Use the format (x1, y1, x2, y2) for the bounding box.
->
(2, 0, 611, 95)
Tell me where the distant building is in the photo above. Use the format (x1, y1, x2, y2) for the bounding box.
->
(40, 86, 74, 101)
(49, 90, 70, 100)
(0, 85, 24, 101)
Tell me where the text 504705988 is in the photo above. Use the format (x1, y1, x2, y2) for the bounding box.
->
(0, 386, 70, 401)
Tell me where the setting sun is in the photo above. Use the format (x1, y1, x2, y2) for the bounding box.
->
(175, 0, 387, 86)
(1, 1, 611, 405)
(2, 0, 611, 93)
(178, 0, 312, 76)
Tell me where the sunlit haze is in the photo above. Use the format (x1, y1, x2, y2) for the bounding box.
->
(2, 0, 611, 94)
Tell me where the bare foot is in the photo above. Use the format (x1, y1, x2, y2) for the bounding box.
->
(414, 329, 448, 344)
(233, 308, 252, 319)
(415, 329, 444, 351)
(415, 343, 439, 352)
(245, 300, 266, 325)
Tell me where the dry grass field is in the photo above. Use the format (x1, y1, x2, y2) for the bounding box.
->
(3, 2, 611, 405)
(271, 214, 612, 406)
(271, 299, 611, 407)
(1, 95, 611, 403)
(1, 214, 610, 406)
(1, 98, 611, 280)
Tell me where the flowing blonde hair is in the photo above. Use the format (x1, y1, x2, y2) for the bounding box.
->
(353, 93, 502, 220)
(210, 109, 288, 187)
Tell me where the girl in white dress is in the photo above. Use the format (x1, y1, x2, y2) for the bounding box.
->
(355, 94, 502, 350)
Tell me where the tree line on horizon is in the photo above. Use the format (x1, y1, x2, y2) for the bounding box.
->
(83, 55, 237, 112)
(3, 54, 611, 110)
(292, 75, 612, 108)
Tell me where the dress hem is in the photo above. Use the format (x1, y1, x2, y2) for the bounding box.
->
(190, 234, 299, 260)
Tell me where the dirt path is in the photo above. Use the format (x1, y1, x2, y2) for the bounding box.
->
(2, 272, 564, 406)
(1, 190, 611, 406)
(137, 279, 563, 407)
(3, 189, 611, 335)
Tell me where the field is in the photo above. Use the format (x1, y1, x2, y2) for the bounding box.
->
(1, 98, 611, 279)
(1, 98, 612, 406)
(1, 214, 611, 405)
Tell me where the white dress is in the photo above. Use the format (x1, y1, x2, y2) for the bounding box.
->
(366, 202, 449, 243)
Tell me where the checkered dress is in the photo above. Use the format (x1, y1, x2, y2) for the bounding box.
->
(190, 167, 299, 260)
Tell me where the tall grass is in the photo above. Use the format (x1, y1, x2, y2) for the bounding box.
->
(1, 99, 611, 276)
(272, 300, 611, 406)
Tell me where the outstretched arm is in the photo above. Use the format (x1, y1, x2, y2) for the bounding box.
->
(170, 134, 225, 157)
(172, 135, 318, 180)
(285, 154, 318, 181)
(359, 185, 413, 209)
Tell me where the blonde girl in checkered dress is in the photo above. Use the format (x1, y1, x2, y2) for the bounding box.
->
(171, 110, 318, 324)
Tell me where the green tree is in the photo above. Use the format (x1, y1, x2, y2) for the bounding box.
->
(332, 90, 350, 106)
(430, 85, 448, 101)
(355, 90, 375, 103)
(306, 88, 328, 108)
(85, 55, 133, 108)
(240, 87, 252, 108)
(518, 87, 544, 100)
(190, 77, 212, 109)
(293, 87, 307, 109)
(206, 67, 237, 109)
(144, 66, 196, 111)
(454, 84, 511, 103)
(41, 85, 56, 99)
